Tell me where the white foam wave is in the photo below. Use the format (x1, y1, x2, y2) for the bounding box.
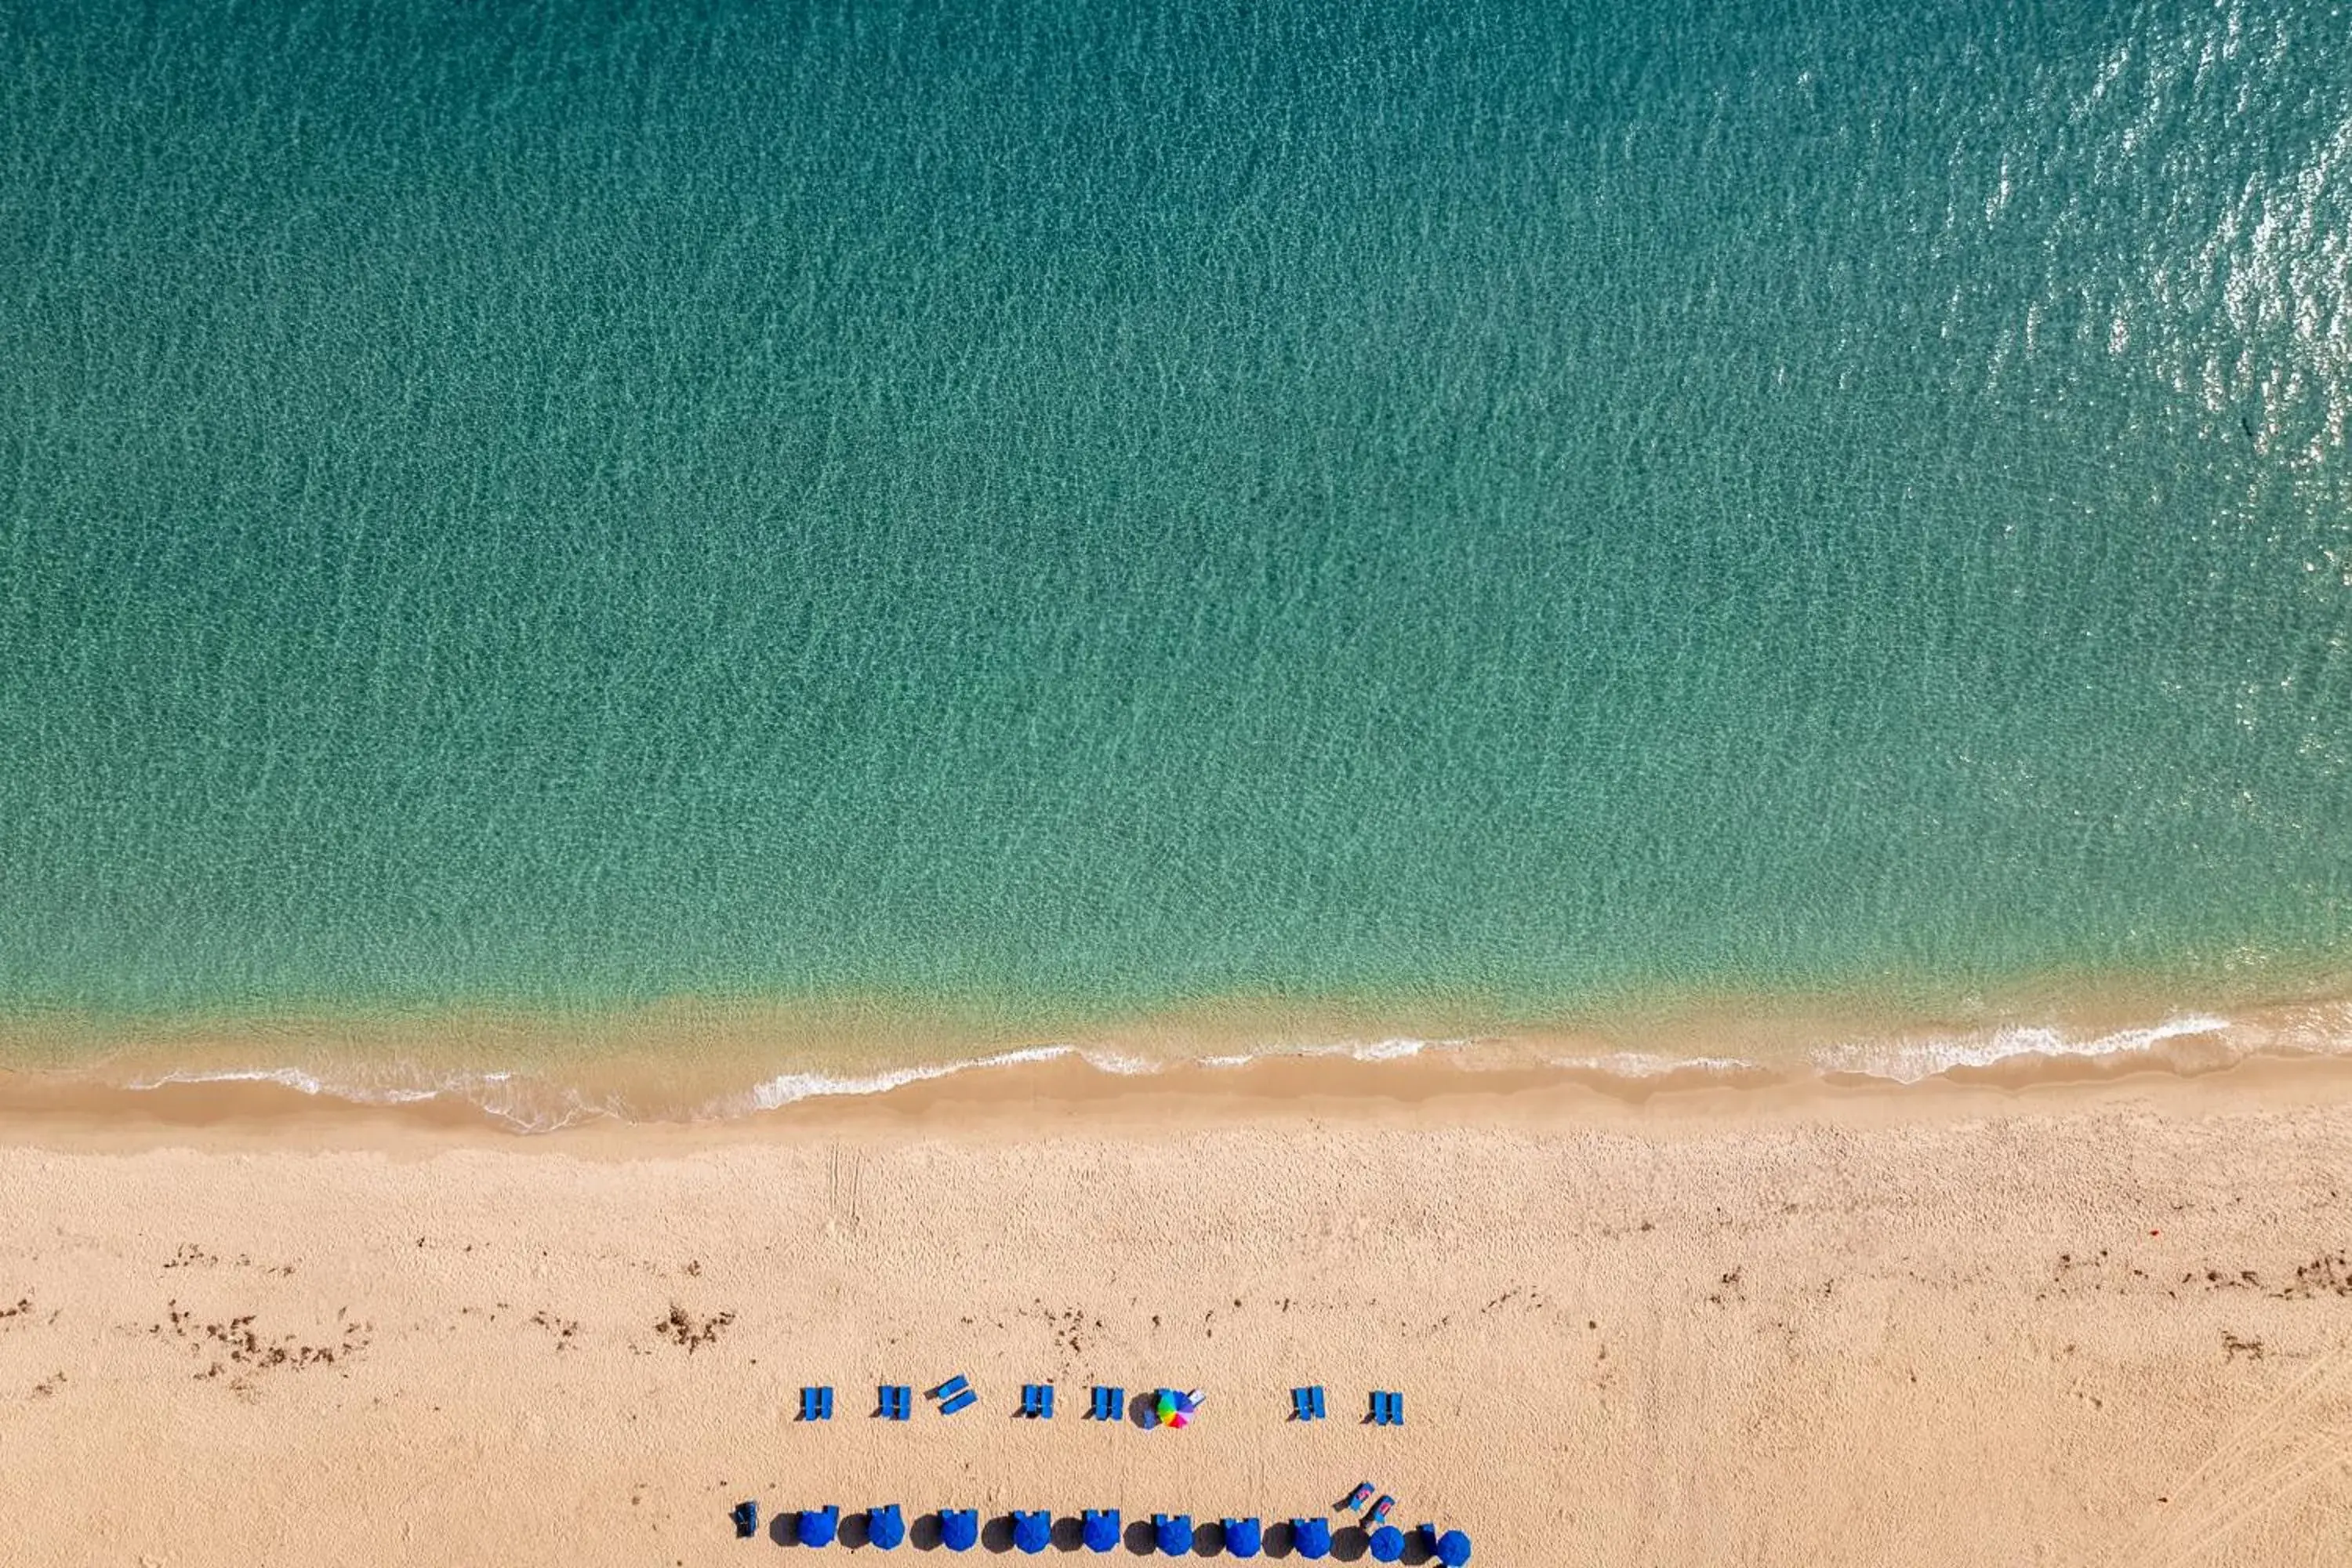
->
(92, 1006, 2352, 1132)
(1547, 1051, 1763, 1079)
(725, 1044, 1085, 1113)
(121, 1065, 605, 1133)
(1813, 1013, 2239, 1083)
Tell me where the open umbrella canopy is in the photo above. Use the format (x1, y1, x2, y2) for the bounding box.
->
(1436, 1528, 1472, 1565)
(1369, 1525, 1405, 1562)
(867, 1504, 905, 1550)
(796, 1507, 839, 1548)
(1012, 1510, 1052, 1554)
(938, 1509, 979, 1552)
(1082, 1510, 1121, 1553)
(1221, 1517, 1263, 1559)
(1291, 1518, 1333, 1559)
(1155, 1514, 1194, 1555)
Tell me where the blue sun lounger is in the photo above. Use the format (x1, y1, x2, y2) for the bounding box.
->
(800, 1385, 833, 1421)
(1019, 1382, 1054, 1418)
(1291, 1385, 1327, 1420)
(938, 1385, 978, 1415)
(1369, 1389, 1403, 1425)
(730, 1500, 759, 1537)
(931, 1374, 971, 1402)
(1089, 1385, 1123, 1420)
(878, 1384, 913, 1420)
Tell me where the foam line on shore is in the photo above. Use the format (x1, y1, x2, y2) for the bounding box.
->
(31, 1001, 2349, 1132)
(119, 1065, 612, 1134)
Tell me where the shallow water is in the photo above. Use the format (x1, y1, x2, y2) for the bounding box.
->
(2, 0, 2348, 1115)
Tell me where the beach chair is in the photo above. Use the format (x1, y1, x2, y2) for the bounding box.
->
(1019, 1381, 1054, 1418)
(931, 1374, 971, 1402)
(938, 1508, 979, 1552)
(1369, 1494, 1397, 1525)
(938, 1385, 978, 1415)
(1341, 1483, 1375, 1511)
(1370, 1389, 1403, 1425)
(1291, 1385, 1327, 1421)
(730, 1500, 759, 1538)
(796, 1505, 840, 1548)
(878, 1383, 913, 1420)
(800, 1385, 833, 1421)
(1089, 1384, 1123, 1420)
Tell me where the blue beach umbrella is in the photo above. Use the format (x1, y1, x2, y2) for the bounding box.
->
(1155, 1513, 1193, 1555)
(1436, 1527, 1472, 1565)
(1290, 1517, 1332, 1559)
(1221, 1517, 1263, 1559)
(1012, 1510, 1052, 1554)
(795, 1506, 839, 1548)
(867, 1504, 905, 1550)
(1082, 1509, 1121, 1553)
(938, 1509, 979, 1552)
(1369, 1524, 1405, 1562)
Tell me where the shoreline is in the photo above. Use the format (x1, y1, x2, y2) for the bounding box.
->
(3, 978, 2346, 1134)
(9, 1030, 2352, 1152)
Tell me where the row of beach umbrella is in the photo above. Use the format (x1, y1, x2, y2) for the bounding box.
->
(769, 1504, 1470, 1561)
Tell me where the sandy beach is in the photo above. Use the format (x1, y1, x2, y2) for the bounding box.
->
(5, 1056, 2352, 1566)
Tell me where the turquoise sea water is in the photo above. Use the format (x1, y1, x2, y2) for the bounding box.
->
(3, 0, 2350, 1092)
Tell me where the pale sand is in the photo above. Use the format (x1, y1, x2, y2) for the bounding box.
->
(5, 1058, 2352, 1566)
